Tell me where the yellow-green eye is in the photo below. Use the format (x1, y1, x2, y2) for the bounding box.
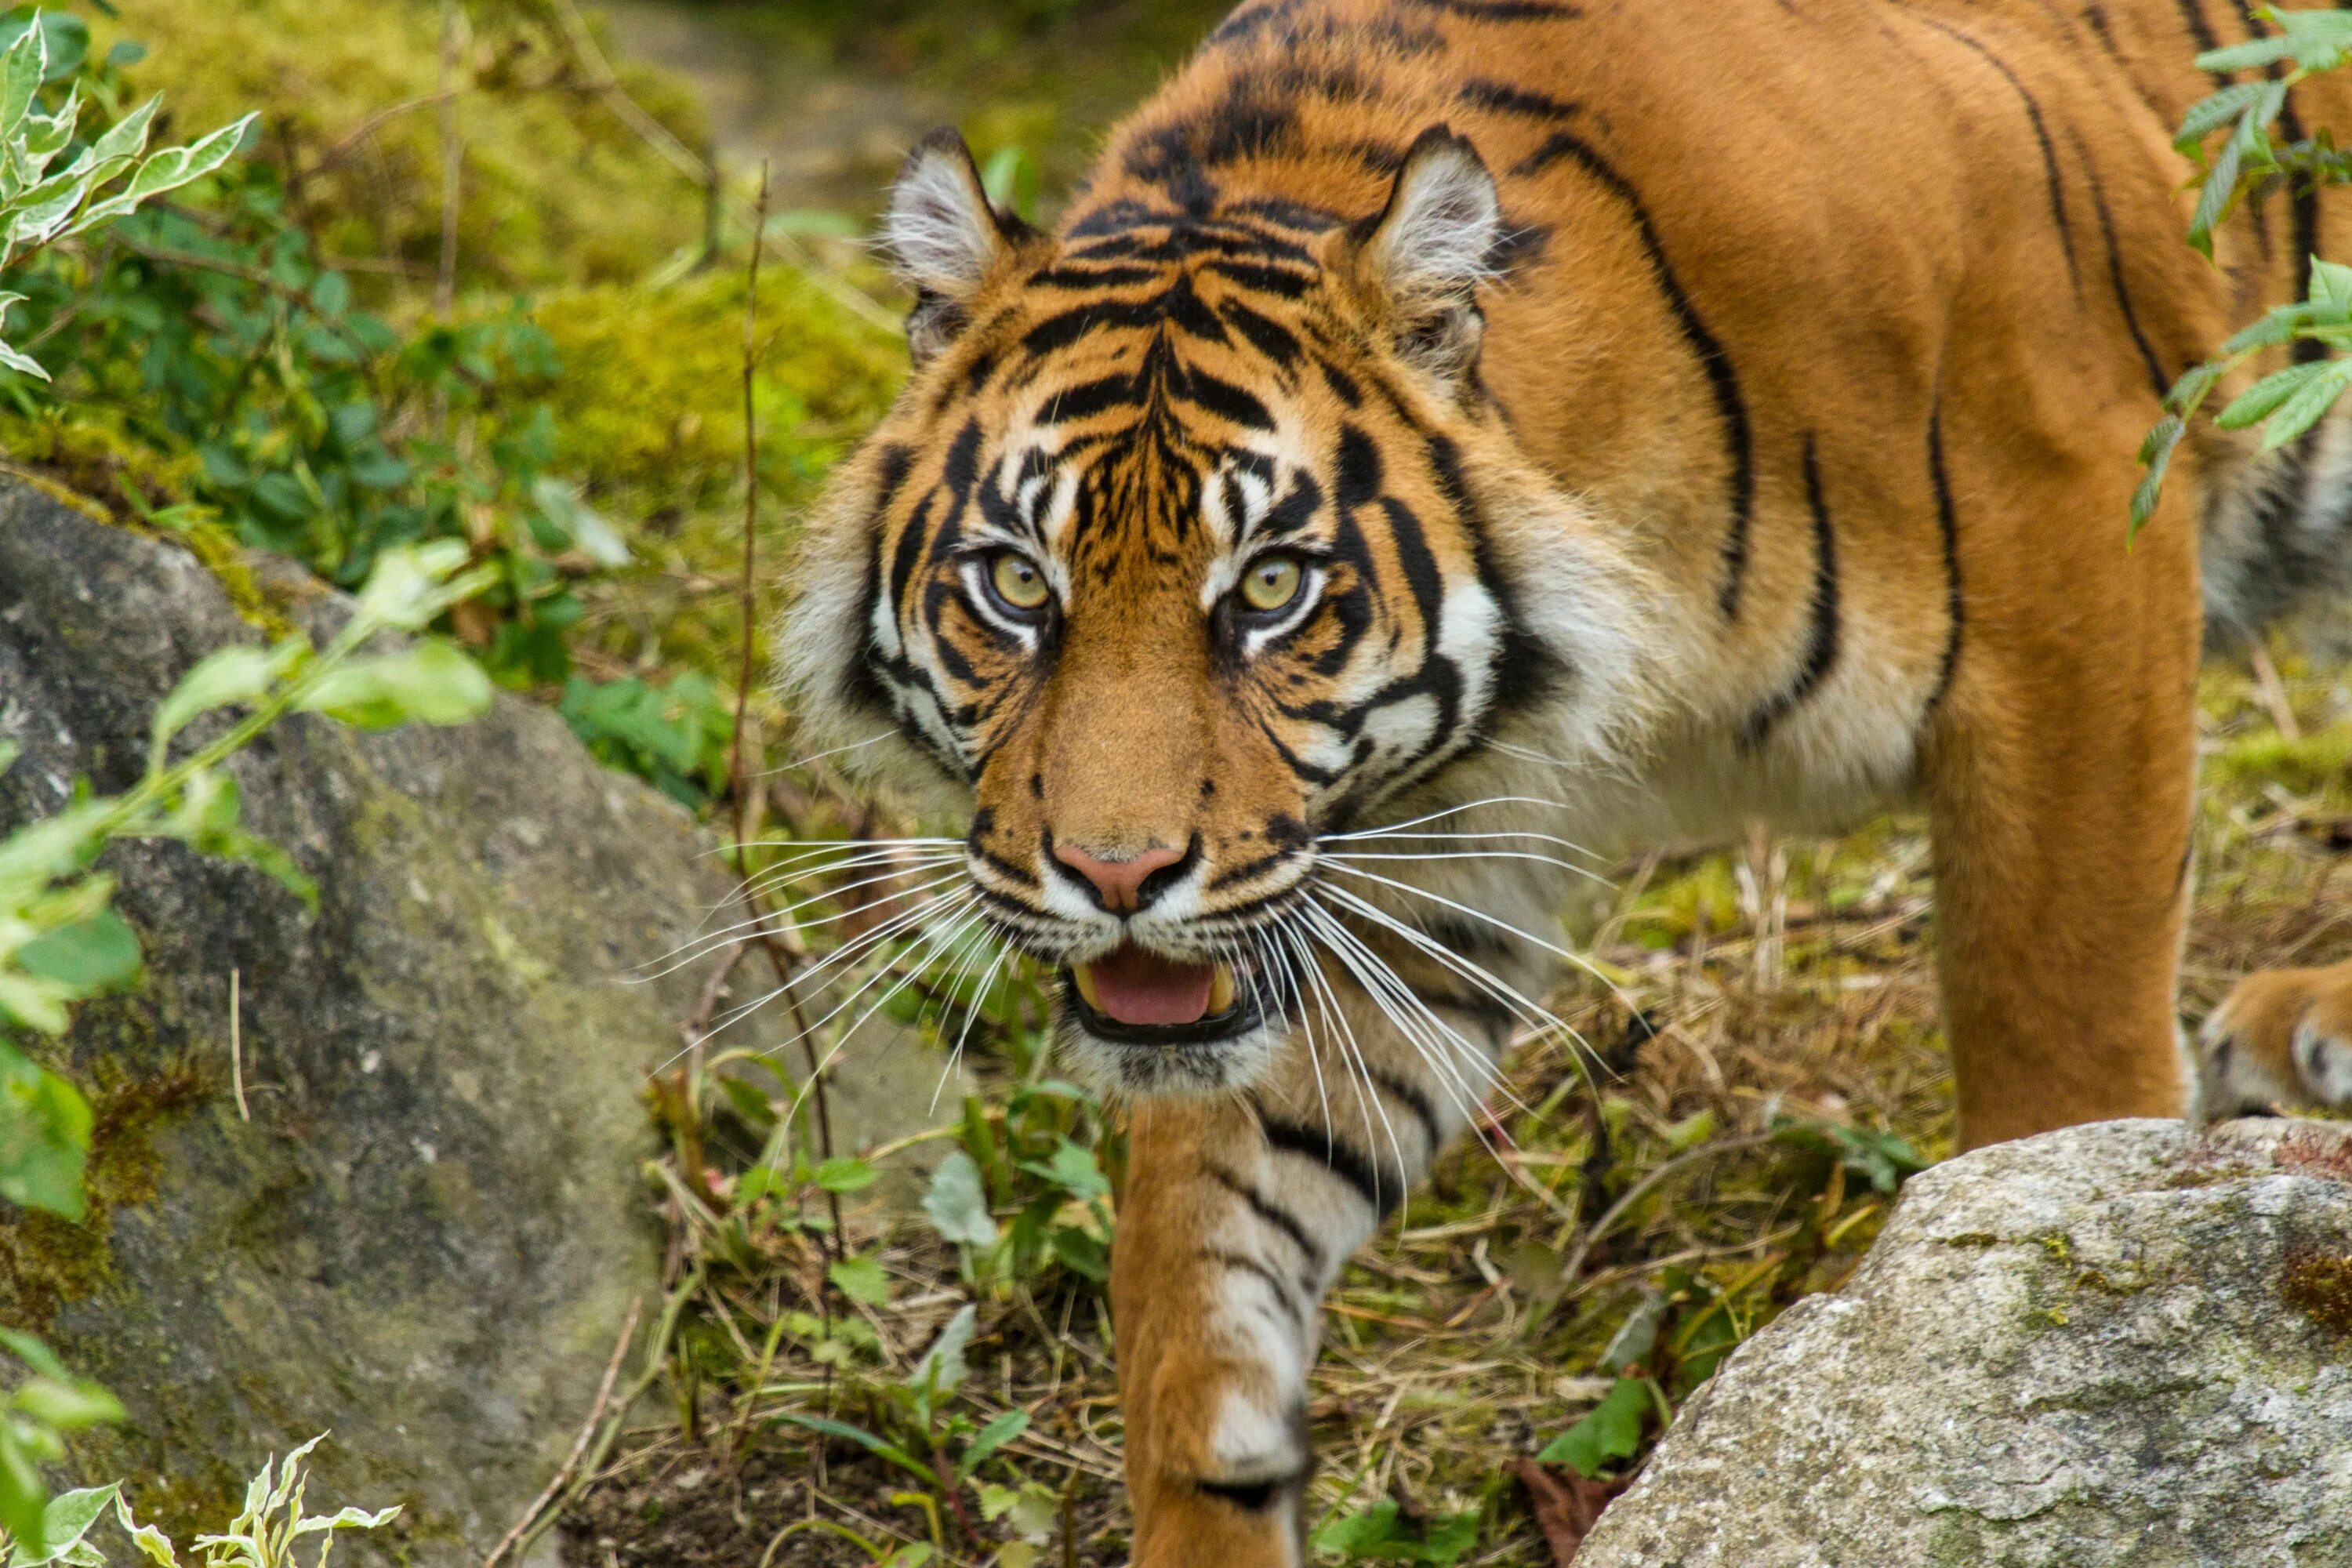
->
(989, 552, 1051, 612)
(1240, 554, 1304, 613)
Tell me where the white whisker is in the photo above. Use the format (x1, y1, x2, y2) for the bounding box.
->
(1318, 862, 1641, 1013)
(1320, 848, 1613, 888)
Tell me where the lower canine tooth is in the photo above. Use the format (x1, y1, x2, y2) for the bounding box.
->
(1209, 964, 1236, 1014)
(1072, 965, 1102, 1011)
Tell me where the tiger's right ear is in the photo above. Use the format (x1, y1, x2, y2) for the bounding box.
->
(884, 129, 1022, 365)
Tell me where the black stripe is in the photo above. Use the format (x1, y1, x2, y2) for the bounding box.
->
(1219, 296, 1303, 365)
(1900, 12, 2078, 290)
(2073, 134, 2171, 400)
(1254, 1105, 1399, 1215)
(1182, 365, 1277, 430)
(1363, 1063, 1443, 1152)
(1457, 78, 1581, 122)
(872, 444, 915, 511)
(2175, 0, 2223, 53)
(1737, 433, 1842, 750)
(1926, 403, 1964, 713)
(1200, 1247, 1307, 1322)
(1039, 374, 1139, 425)
(1510, 132, 1755, 618)
(2229, 0, 2328, 363)
(1207, 1164, 1328, 1271)
(1403, 0, 1580, 17)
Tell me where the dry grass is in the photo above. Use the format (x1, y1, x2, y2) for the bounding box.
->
(557, 640, 2352, 1568)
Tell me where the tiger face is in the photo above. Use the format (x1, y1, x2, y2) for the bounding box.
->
(784, 127, 1650, 1094)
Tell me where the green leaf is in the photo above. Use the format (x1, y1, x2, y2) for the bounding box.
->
(1597, 1291, 1666, 1375)
(16, 909, 141, 993)
(6, 1379, 121, 1432)
(1535, 1375, 1650, 1477)
(351, 540, 479, 632)
(1308, 1501, 1479, 1564)
(2314, 256, 2352, 316)
(827, 1254, 891, 1307)
(6, 1484, 115, 1568)
(812, 1156, 877, 1195)
(2260, 358, 2352, 450)
(0, 741, 16, 779)
(150, 641, 299, 767)
(0, 1423, 48, 1561)
(924, 1149, 999, 1247)
(1018, 1138, 1109, 1201)
(2176, 81, 2271, 151)
(0, 17, 46, 143)
(0, 333, 48, 382)
(2187, 132, 2245, 260)
(2195, 34, 2299, 74)
(956, 1409, 1029, 1480)
(2131, 413, 2185, 534)
(0, 1038, 90, 1219)
(529, 477, 631, 568)
(909, 1302, 977, 1399)
(64, 112, 259, 237)
(1048, 1224, 1108, 1283)
(771, 1415, 931, 1483)
(114, 1492, 183, 1566)
(2216, 361, 2328, 429)
(296, 640, 492, 730)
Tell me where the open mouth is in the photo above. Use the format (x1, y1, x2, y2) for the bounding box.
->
(1062, 944, 1262, 1045)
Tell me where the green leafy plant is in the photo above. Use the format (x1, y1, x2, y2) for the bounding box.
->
(2136, 5, 2352, 527)
(0, 9, 253, 379)
(1, 1434, 398, 1566)
(0, 539, 492, 1551)
(775, 1305, 1035, 1547)
(1308, 1501, 1479, 1566)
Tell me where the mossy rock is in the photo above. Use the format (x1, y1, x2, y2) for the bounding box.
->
(0, 483, 747, 1563)
(1576, 1118, 2352, 1567)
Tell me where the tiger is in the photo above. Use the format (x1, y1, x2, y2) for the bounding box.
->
(779, 0, 2352, 1559)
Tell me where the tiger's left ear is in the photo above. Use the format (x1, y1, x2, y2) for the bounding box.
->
(1354, 126, 1504, 390)
(884, 128, 1029, 365)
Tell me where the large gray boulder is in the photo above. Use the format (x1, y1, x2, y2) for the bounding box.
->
(0, 485, 935, 1561)
(1577, 1116, 2352, 1568)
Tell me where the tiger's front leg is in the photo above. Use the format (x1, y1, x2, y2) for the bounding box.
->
(1112, 973, 1470, 1566)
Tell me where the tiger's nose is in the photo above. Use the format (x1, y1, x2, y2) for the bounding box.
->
(1051, 840, 1187, 913)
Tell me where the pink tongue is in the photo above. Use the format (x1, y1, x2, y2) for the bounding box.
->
(1084, 946, 1214, 1025)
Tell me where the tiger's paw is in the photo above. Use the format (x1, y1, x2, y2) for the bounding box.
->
(2199, 960, 2352, 1117)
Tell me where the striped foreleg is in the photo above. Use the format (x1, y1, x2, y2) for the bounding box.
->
(1112, 935, 1515, 1566)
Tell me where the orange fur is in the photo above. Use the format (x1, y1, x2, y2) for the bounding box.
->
(779, 3, 2352, 1559)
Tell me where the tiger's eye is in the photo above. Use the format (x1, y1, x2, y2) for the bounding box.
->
(1240, 554, 1303, 613)
(990, 552, 1050, 612)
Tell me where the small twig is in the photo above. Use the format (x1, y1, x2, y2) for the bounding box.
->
(1547, 1134, 1776, 1277)
(229, 968, 249, 1122)
(481, 1294, 644, 1568)
(2247, 637, 2303, 740)
(299, 89, 465, 180)
(435, 0, 464, 321)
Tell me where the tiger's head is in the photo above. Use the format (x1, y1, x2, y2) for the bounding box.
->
(783, 125, 1653, 1094)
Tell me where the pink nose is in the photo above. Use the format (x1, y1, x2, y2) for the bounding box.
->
(1052, 841, 1185, 913)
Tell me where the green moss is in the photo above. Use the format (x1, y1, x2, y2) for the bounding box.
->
(2209, 726, 2352, 798)
(0, 1029, 216, 1334)
(2281, 1247, 2352, 1339)
(1943, 1231, 2000, 1248)
(103, 0, 709, 293)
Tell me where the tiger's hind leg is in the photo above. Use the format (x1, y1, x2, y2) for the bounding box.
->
(2199, 960, 2352, 1116)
